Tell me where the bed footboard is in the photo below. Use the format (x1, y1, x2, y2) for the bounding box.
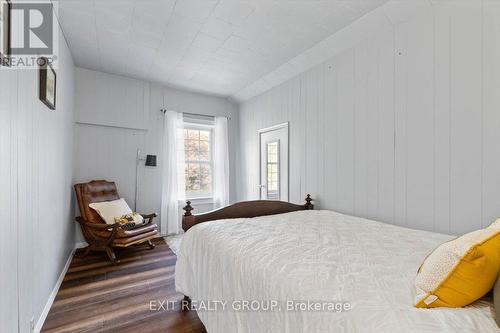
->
(182, 195, 313, 232)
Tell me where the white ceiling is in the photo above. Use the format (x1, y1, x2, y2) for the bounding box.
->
(57, 0, 390, 100)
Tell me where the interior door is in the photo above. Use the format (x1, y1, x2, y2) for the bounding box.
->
(259, 123, 289, 201)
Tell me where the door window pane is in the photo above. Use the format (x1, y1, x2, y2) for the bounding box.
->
(266, 141, 280, 200)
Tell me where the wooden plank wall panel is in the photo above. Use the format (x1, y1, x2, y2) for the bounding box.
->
(394, 21, 409, 228)
(75, 69, 149, 130)
(303, 67, 322, 204)
(403, 9, 435, 232)
(433, 4, 452, 234)
(334, 50, 356, 215)
(449, 3, 483, 235)
(363, 37, 380, 221)
(0, 70, 19, 333)
(298, 74, 308, 202)
(288, 78, 302, 205)
(18, 69, 36, 333)
(317, 67, 326, 204)
(377, 29, 396, 225)
(482, 1, 500, 228)
(239, 102, 253, 199)
(352, 28, 395, 223)
(353, 42, 370, 218)
(322, 60, 338, 211)
(238, 2, 499, 235)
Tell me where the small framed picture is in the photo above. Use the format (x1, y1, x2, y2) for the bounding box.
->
(39, 57, 56, 110)
(0, 0, 10, 66)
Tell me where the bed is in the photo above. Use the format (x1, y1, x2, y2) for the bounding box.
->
(175, 198, 499, 333)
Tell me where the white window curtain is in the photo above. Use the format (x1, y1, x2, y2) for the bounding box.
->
(160, 111, 185, 235)
(213, 116, 230, 208)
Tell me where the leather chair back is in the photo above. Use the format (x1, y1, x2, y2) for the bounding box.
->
(74, 180, 120, 224)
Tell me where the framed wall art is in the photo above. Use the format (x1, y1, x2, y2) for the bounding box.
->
(39, 57, 56, 110)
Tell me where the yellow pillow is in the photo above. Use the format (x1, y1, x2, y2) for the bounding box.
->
(414, 228, 500, 308)
(114, 212, 144, 225)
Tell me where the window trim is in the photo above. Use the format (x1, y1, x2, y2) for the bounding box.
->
(183, 122, 215, 200)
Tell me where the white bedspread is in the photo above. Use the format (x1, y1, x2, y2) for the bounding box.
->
(175, 210, 499, 333)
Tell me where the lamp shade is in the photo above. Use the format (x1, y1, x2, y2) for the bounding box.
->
(145, 155, 157, 167)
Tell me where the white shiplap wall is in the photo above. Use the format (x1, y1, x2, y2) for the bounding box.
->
(0, 65, 20, 333)
(239, 1, 500, 236)
(0, 19, 76, 333)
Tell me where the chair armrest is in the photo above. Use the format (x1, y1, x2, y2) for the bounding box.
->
(75, 216, 122, 245)
(75, 216, 121, 231)
(140, 213, 158, 224)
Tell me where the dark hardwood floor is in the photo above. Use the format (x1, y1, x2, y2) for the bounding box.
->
(41, 239, 206, 333)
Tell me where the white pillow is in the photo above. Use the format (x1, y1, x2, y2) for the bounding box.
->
(489, 218, 500, 230)
(89, 198, 135, 225)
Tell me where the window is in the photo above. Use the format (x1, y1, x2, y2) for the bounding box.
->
(184, 125, 213, 199)
(266, 141, 280, 200)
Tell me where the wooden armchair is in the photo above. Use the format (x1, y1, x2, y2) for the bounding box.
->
(74, 180, 159, 264)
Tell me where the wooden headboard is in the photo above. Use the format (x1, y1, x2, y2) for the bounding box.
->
(182, 195, 314, 231)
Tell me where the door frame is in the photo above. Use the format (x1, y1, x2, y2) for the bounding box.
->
(258, 122, 289, 201)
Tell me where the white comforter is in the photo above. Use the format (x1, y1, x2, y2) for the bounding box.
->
(175, 210, 499, 333)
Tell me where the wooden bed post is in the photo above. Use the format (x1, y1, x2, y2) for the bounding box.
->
(304, 194, 314, 210)
(182, 201, 195, 231)
(183, 200, 193, 216)
(181, 202, 194, 305)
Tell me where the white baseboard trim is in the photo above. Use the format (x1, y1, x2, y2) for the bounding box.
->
(34, 242, 86, 333)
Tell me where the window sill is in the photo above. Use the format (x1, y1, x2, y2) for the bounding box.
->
(181, 197, 214, 205)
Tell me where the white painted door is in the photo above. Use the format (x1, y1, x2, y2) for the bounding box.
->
(259, 123, 289, 201)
